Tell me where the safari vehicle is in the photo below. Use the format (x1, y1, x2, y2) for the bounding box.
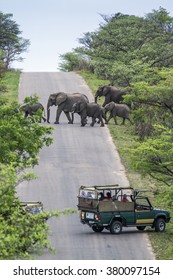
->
(21, 201, 43, 215)
(77, 185, 171, 234)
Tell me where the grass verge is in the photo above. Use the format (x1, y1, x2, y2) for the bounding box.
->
(79, 70, 173, 260)
(1, 70, 20, 102)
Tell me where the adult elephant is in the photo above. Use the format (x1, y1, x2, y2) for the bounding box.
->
(95, 85, 127, 107)
(72, 101, 105, 127)
(47, 92, 89, 124)
(20, 103, 46, 122)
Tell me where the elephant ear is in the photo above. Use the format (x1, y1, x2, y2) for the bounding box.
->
(55, 92, 67, 105)
(102, 86, 110, 96)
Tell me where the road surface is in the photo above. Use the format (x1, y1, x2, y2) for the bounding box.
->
(17, 72, 154, 260)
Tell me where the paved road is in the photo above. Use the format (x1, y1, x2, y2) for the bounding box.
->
(17, 72, 154, 259)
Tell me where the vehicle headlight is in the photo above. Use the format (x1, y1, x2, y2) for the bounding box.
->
(81, 211, 85, 219)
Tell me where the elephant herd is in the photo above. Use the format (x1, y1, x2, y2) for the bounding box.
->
(20, 85, 133, 127)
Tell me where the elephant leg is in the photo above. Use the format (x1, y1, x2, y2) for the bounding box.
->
(81, 112, 87, 126)
(105, 113, 113, 124)
(81, 118, 87, 126)
(113, 116, 118, 125)
(41, 109, 46, 122)
(97, 118, 100, 124)
(121, 118, 126, 125)
(103, 113, 108, 124)
(99, 116, 105, 127)
(128, 117, 133, 125)
(123, 117, 133, 125)
(93, 113, 100, 124)
(54, 107, 62, 124)
(90, 117, 96, 126)
(111, 111, 118, 125)
(81, 120, 87, 126)
(71, 112, 74, 124)
(64, 112, 72, 124)
(25, 111, 29, 118)
(42, 116, 46, 122)
(47, 108, 51, 123)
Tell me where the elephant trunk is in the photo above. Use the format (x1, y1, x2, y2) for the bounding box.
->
(95, 94, 98, 103)
(47, 101, 51, 123)
(101, 107, 106, 119)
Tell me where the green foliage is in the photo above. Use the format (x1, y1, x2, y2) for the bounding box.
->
(0, 70, 55, 259)
(0, 49, 6, 78)
(60, 8, 173, 87)
(0, 98, 53, 168)
(0, 164, 48, 259)
(78, 70, 109, 93)
(0, 163, 77, 259)
(123, 68, 173, 139)
(0, 11, 30, 69)
(0, 71, 78, 259)
(58, 52, 93, 72)
(0, 98, 55, 259)
(23, 94, 39, 104)
(129, 126, 173, 185)
(79, 70, 173, 259)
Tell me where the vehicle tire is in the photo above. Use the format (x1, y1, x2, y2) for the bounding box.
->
(110, 221, 122, 234)
(92, 225, 104, 233)
(155, 218, 166, 232)
(136, 226, 146, 231)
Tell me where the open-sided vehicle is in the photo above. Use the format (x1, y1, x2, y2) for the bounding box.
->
(21, 201, 43, 215)
(77, 185, 171, 234)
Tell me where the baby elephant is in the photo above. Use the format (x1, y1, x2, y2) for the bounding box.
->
(20, 103, 46, 122)
(104, 101, 133, 125)
(72, 101, 105, 127)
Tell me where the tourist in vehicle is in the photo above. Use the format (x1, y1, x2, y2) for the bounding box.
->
(105, 192, 111, 199)
(98, 192, 104, 200)
(121, 194, 128, 202)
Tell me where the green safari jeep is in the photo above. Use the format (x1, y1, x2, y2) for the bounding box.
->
(77, 185, 171, 234)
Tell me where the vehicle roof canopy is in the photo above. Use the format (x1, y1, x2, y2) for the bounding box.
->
(79, 185, 149, 196)
(79, 185, 134, 191)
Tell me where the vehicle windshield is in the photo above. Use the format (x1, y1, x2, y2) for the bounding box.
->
(135, 197, 152, 209)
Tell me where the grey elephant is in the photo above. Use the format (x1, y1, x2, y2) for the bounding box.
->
(95, 85, 127, 107)
(20, 103, 46, 122)
(47, 92, 89, 124)
(72, 101, 105, 127)
(104, 101, 133, 125)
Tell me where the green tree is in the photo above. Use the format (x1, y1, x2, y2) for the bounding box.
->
(58, 52, 93, 72)
(129, 126, 173, 186)
(0, 49, 7, 92)
(0, 164, 49, 259)
(0, 99, 53, 168)
(0, 97, 77, 259)
(124, 68, 173, 139)
(0, 97, 54, 259)
(0, 163, 76, 259)
(58, 7, 173, 198)
(0, 12, 30, 69)
(74, 8, 173, 85)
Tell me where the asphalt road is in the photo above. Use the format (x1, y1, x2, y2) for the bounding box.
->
(17, 72, 154, 260)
